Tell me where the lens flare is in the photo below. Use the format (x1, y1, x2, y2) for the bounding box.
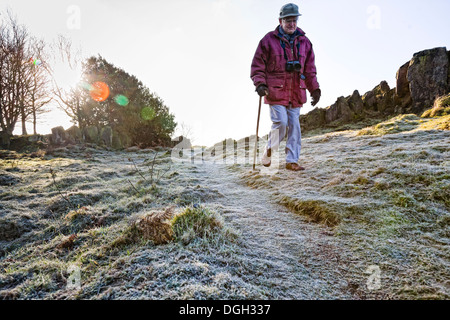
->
(114, 95, 129, 106)
(90, 81, 110, 102)
(141, 107, 155, 121)
(79, 81, 93, 91)
(29, 58, 42, 66)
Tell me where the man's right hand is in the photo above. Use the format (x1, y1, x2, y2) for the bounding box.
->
(256, 84, 269, 97)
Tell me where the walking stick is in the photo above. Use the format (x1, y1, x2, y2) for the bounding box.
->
(253, 96, 262, 171)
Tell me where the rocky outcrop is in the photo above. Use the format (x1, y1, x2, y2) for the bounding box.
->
(407, 47, 449, 113)
(301, 81, 396, 131)
(300, 107, 326, 130)
(325, 96, 355, 125)
(47, 125, 131, 150)
(0, 132, 11, 149)
(83, 126, 99, 144)
(301, 47, 450, 131)
(66, 126, 83, 143)
(50, 126, 66, 145)
(100, 126, 113, 147)
(0, 134, 48, 153)
(347, 90, 364, 116)
(396, 61, 410, 98)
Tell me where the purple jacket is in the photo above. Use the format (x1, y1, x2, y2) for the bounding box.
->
(251, 26, 320, 108)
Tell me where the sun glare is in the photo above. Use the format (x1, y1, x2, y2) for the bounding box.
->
(52, 60, 83, 92)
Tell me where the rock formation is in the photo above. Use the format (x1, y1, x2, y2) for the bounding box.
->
(3, 125, 134, 151)
(301, 47, 450, 131)
(407, 47, 449, 113)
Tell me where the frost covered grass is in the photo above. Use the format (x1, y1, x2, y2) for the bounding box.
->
(238, 113, 449, 299)
(0, 112, 449, 300)
(0, 146, 241, 299)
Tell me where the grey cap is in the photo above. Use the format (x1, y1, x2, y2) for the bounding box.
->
(279, 3, 302, 19)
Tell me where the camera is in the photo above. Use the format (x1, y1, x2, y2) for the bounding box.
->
(286, 61, 302, 73)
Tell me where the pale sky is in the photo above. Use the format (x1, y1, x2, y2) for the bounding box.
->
(2, 0, 449, 146)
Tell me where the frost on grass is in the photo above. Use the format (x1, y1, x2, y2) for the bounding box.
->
(1, 113, 449, 300)
(357, 112, 450, 135)
(0, 147, 237, 299)
(171, 205, 237, 245)
(278, 196, 340, 227)
(357, 114, 425, 136)
(113, 207, 176, 246)
(236, 112, 449, 299)
(113, 205, 237, 247)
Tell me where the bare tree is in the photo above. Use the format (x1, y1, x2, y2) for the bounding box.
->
(0, 11, 28, 138)
(0, 10, 52, 140)
(48, 35, 85, 128)
(26, 38, 52, 134)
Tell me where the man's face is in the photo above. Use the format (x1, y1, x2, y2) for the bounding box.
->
(280, 16, 298, 35)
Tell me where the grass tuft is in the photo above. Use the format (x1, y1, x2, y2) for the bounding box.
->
(112, 207, 176, 247)
(421, 94, 450, 118)
(278, 196, 340, 227)
(357, 114, 424, 136)
(171, 205, 225, 244)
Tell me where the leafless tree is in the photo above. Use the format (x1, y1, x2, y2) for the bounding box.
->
(0, 11, 28, 138)
(26, 38, 52, 134)
(0, 10, 52, 140)
(48, 35, 86, 128)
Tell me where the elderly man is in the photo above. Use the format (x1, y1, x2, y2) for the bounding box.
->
(251, 3, 321, 171)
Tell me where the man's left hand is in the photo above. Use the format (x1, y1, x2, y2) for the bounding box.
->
(311, 89, 321, 107)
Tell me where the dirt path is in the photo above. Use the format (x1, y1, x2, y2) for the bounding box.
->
(192, 162, 354, 299)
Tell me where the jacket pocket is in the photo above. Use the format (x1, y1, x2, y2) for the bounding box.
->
(296, 87, 307, 105)
(267, 78, 286, 102)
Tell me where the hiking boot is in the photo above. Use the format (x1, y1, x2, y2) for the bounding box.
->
(261, 148, 272, 167)
(286, 163, 305, 171)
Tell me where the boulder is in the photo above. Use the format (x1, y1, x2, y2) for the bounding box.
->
(347, 90, 364, 115)
(27, 135, 47, 143)
(396, 61, 410, 98)
(100, 126, 113, 147)
(83, 126, 99, 143)
(374, 80, 391, 96)
(300, 107, 326, 131)
(448, 50, 450, 92)
(112, 130, 123, 150)
(66, 126, 83, 143)
(362, 90, 377, 111)
(51, 126, 66, 145)
(407, 47, 449, 112)
(112, 130, 132, 150)
(325, 96, 355, 124)
(378, 88, 396, 113)
(0, 132, 11, 149)
(362, 81, 392, 112)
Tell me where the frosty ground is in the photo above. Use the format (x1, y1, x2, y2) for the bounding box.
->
(0, 114, 449, 299)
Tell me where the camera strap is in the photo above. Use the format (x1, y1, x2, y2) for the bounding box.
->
(280, 39, 301, 61)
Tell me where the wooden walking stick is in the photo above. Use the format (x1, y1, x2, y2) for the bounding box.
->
(253, 96, 262, 171)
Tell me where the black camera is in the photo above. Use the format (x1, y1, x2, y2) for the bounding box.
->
(286, 61, 302, 73)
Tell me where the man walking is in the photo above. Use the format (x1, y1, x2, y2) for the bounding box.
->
(251, 3, 321, 171)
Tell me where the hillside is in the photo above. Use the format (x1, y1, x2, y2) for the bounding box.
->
(1, 112, 448, 300)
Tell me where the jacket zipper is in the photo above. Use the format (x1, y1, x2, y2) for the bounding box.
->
(289, 47, 294, 106)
